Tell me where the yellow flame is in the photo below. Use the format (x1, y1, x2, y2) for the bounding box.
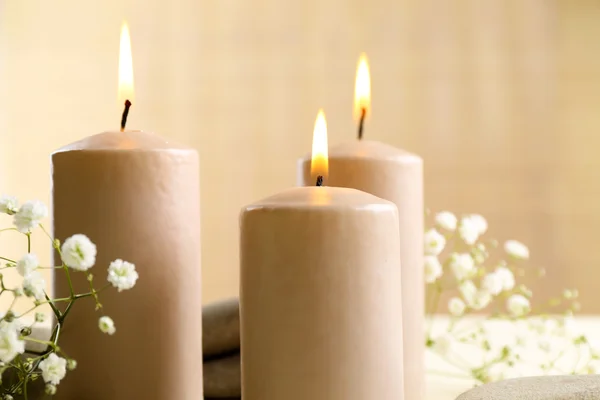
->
(118, 21, 135, 105)
(353, 53, 371, 121)
(310, 109, 329, 180)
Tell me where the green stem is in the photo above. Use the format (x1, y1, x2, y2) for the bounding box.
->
(27, 232, 31, 253)
(0, 256, 16, 264)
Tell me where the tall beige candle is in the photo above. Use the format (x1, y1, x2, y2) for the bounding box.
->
(297, 55, 424, 400)
(240, 111, 404, 400)
(51, 23, 202, 400)
(52, 130, 202, 400)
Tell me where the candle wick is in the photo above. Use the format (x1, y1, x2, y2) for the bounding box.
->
(357, 107, 366, 140)
(316, 176, 324, 187)
(120, 100, 132, 132)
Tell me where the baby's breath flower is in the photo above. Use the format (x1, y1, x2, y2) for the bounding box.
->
(16, 253, 39, 277)
(507, 294, 531, 317)
(448, 297, 466, 316)
(0, 195, 18, 215)
(432, 334, 454, 356)
(45, 385, 57, 396)
(61, 234, 97, 271)
(481, 272, 503, 296)
(458, 216, 480, 245)
(0, 323, 25, 363)
(99, 316, 116, 335)
(504, 240, 530, 260)
(35, 312, 46, 323)
(107, 259, 139, 292)
(22, 271, 46, 301)
(67, 359, 77, 371)
(495, 267, 515, 291)
(434, 211, 457, 231)
(424, 256, 443, 283)
(13, 200, 47, 233)
(424, 228, 446, 256)
(459, 280, 491, 310)
(450, 253, 475, 281)
(469, 214, 488, 235)
(39, 353, 67, 385)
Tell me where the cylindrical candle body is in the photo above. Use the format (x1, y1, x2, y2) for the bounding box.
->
(52, 131, 202, 400)
(240, 187, 404, 400)
(298, 140, 424, 400)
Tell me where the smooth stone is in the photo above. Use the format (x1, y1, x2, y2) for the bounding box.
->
(203, 298, 240, 359)
(204, 353, 241, 398)
(456, 375, 600, 400)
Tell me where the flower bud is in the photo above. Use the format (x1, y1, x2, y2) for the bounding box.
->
(20, 327, 32, 337)
(13, 288, 23, 297)
(3, 311, 15, 322)
(67, 359, 77, 371)
(45, 384, 57, 396)
(35, 312, 45, 323)
(4, 394, 13, 400)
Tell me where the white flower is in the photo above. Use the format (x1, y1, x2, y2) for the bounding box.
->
(424, 256, 443, 283)
(448, 297, 466, 316)
(449, 253, 475, 280)
(16, 253, 39, 277)
(459, 280, 491, 310)
(107, 259, 139, 292)
(424, 229, 446, 256)
(504, 240, 530, 260)
(432, 334, 454, 356)
(22, 271, 46, 301)
(507, 294, 531, 317)
(481, 272, 503, 296)
(0, 323, 25, 363)
(99, 316, 116, 335)
(61, 234, 97, 271)
(13, 200, 47, 233)
(495, 267, 515, 291)
(0, 195, 18, 215)
(469, 214, 488, 235)
(458, 217, 480, 245)
(435, 211, 457, 231)
(38, 353, 67, 385)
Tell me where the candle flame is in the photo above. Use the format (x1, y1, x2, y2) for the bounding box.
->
(353, 53, 371, 121)
(310, 109, 329, 180)
(118, 21, 135, 105)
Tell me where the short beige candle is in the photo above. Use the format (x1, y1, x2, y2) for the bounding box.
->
(240, 111, 404, 400)
(297, 55, 424, 400)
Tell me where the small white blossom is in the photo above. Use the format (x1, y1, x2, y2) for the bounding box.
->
(99, 316, 116, 335)
(449, 253, 475, 281)
(459, 280, 491, 310)
(495, 266, 515, 291)
(107, 259, 139, 292)
(481, 272, 503, 296)
(16, 253, 39, 277)
(22, 271, 46, 301)
(424, 256, 443, 283)
(448, 297, 466, 316)
(424, 228, 446, 256)
(432, 334, 454, 356)
(38, 353, 67, 385)
(504, 240, 530, 260)
(61, 234, 97, 271)
(0, 195, 18, 215)
(13, 200, 47, 233)
(469, 214, 488, 235)
(435, 211, 457, 231)
(507, 294, 531, 317)
(0, 323, 25, 363)
(458, 216, 480, 245)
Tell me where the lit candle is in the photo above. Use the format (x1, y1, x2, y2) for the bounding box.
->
(51, 22, 202, 400)
(241, 110, 404, 400)
(297, 54, 425, 400)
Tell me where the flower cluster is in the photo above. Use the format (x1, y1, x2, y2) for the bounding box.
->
(0, 195, 139, 398)
(425, 210, 591, 384)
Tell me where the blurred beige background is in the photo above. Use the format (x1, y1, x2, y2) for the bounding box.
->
(1, 0, 599, 313)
